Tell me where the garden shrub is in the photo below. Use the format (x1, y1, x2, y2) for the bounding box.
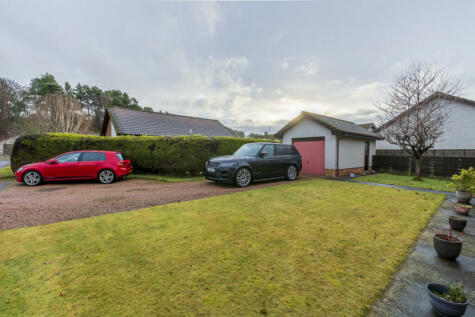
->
(449, 167, 474, 191)
(11, 133, 274, 175)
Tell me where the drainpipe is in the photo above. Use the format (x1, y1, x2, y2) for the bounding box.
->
(336, 136, 340, 177)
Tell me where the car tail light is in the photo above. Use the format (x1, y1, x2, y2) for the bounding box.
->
(117, 160, 132, 168)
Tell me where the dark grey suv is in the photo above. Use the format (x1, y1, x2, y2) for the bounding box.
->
(205, 142, 302, 187)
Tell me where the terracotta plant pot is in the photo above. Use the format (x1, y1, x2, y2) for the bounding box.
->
(433, 234, 462, 260)
(455, 190, 472, 204)
(454, 203, 472, 215)
(449, 216, 467, 232)
(426, 283, 469, 317)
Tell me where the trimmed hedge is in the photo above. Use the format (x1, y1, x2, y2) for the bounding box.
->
(11, 133, 272, 175)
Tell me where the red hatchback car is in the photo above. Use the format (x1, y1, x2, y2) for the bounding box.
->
(15, 150, 132, 186)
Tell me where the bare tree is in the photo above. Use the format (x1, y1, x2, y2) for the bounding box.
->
(376, 62, 462, 179)
(28, 93, 89, 134)
(0, 80, 13, 139)
(0, 78, 29, 139)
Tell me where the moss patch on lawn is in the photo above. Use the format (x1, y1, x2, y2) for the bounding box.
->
(0, 179, 443, 316)
(0, 165, 14, 180)
(128, 173, 202, 182)
(355, 173, 453, 192)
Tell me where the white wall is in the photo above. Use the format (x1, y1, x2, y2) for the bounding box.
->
(338, 138, 375, 169)
(282, 118, 337, 169)
(437, 101, 475, 149)
(377, 101, 475, 150)
(111, 122, 117, 137)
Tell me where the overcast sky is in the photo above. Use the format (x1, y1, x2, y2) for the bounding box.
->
(2, 1, 475, 134)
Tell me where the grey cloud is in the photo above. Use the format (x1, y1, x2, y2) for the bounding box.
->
(227, 118, 290, 135)
(335, 108, 379, 124)
(2, 1, 475, 134)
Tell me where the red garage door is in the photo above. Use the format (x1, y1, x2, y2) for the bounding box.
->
(293, 139, 325, 176)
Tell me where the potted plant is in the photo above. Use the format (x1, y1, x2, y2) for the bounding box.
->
(449, 216, 467, 232)
(449, 167, 474, 204)
(454, 203, 472, 215)
(433, 221, 462, 260)
(426, 283, 469, 317)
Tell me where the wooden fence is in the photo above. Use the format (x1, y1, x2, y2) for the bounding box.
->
(372, 155, 475, 177)
(376, 149, 475, 157)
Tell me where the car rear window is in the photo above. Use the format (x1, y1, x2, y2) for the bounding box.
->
(275, 145, 292, 155)
(115, 153, 124, 161)
(81, 152, 106, 162)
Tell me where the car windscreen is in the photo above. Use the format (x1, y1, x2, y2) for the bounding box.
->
(115, 153, 124, 161)
(233, 144, 263, 156)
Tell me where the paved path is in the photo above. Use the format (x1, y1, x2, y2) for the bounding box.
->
(343, 179, 459, 197)
(0, 160, 10, 169)
(370, 194, 475, 316)
(0, 161, 13, 193)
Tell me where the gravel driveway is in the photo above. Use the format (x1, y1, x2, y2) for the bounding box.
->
(0, 176, 316, 230)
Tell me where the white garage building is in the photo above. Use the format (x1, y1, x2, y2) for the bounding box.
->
(275, 111, 383, 177)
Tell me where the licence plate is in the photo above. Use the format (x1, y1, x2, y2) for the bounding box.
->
(207, 167, 215, 172)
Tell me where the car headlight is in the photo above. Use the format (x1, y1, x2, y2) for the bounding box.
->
(16, 167, 23, 173)
(219, 162, 236, 167)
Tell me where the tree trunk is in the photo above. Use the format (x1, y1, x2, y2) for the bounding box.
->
(414, 157, 422, 180)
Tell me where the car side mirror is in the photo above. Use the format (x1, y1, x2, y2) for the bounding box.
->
(48, 159, 57, 164)
(259, 152, 268, 158)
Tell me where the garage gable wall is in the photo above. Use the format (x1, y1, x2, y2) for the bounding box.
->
(111, 122, 117, 137)
(281, 118, 336, 169)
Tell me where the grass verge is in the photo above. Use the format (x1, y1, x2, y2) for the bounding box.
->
(355, 173, 453, 192)
(0, 179, 443, 316)
(0, 165, 14, 180)
(127, 173, 202, 182)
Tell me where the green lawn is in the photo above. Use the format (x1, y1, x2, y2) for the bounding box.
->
(355, 173, 453, 192)
(0, 179, 443, 316)
(0, 165, 14, 180)
(128, 173, 202, 182)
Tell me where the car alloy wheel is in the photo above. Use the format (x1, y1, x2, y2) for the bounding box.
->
(287, 165, 297, 180)
(98, 169, 115, 184)
(236, 168, 252, 187)
(23, 170, 42, 186)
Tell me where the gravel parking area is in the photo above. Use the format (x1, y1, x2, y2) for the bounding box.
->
(0, 175, 316, 230)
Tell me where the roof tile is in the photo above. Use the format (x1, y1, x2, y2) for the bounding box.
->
(275, 111, 383, 139)
(108, 107, 234, 137)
